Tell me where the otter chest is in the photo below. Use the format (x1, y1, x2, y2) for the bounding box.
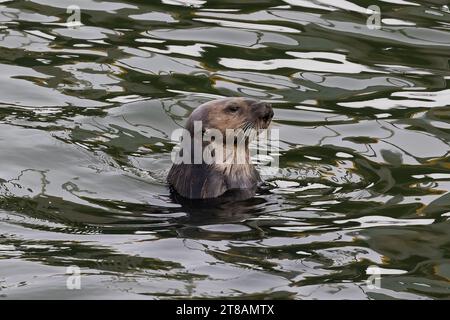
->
(217, 164, 261, 190)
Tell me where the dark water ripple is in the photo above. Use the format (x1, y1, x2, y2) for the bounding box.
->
(0, 0, 449, 299)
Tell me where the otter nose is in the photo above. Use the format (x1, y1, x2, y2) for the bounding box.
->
(261, 103, 274, 123)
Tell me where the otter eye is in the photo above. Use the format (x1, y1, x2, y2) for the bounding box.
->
(227, 104, 240, 113)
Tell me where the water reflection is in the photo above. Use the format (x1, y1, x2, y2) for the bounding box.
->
(0, 0, 449, 299)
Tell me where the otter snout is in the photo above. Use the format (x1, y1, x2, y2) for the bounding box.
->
(262, 103, 274, 123)
(253, 102, 273, 126)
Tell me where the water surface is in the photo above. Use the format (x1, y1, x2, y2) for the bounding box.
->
(0, 0, 449, 299)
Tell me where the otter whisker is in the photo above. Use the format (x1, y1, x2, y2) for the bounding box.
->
(242, 122, 256, 140)
(244, 121, 254, 133)
(232, 121, 254, 147)
(242, 121, 252, 132)
(244, 125, 253, 136)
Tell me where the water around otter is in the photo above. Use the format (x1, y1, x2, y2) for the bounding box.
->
(0, 0, 449, 299)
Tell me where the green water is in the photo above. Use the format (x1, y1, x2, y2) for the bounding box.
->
(0, 0, 449, 299)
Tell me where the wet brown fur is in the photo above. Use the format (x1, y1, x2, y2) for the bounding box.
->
(167, 97, 273, 199)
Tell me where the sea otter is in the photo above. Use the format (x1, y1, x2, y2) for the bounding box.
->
(167, 97, 274, 199)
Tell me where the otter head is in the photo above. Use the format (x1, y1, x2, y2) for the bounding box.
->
(186, 97, 274, 137)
